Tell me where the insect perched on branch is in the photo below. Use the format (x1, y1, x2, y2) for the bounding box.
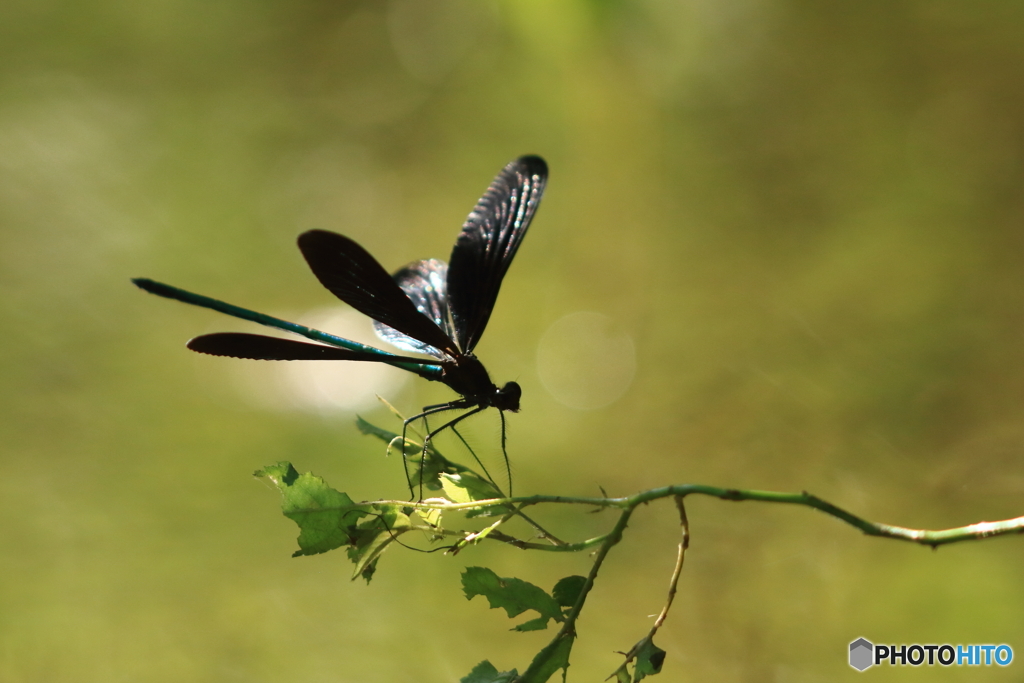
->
(134, 155, 548, 498)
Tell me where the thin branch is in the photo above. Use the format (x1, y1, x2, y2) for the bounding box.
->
(359, 476, 1024, 682)
(518, 508, 635, 683)
(607, 496, 688, 681)
(377, 484, 1024, 548)
(406, 524, 608, 552)
(648, 485, 1024, 548)
(653, 495, 688, 631)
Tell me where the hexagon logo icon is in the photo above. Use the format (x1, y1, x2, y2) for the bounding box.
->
(849, 638, 874, 671)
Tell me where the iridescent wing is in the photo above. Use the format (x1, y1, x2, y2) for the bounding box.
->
(373, 259, 456, 360)
(447, 155, 547, 352)
(298, 230, 461, 358)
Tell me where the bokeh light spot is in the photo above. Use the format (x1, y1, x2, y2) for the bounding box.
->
(536, 311, 636, 411)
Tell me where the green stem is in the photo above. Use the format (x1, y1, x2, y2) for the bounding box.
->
(519, 508, 635, 683)
(408, 525, 605, 553)
(607, 496, 688, 681)
(382, 484, 1024, 548)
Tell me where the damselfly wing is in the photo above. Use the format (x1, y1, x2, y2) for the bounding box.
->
(134, 155, 548, 498)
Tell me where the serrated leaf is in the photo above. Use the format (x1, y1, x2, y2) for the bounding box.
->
(347, 505, 411, 581)
(255, 462, 300, 486)
(358, 559, 376, 583)
(552, 575, 587, 609)
(255, 462, 368, 556)
(460, 660, 518, 683)
(462, 567, 563, 631)
(632, 638, 666, 681)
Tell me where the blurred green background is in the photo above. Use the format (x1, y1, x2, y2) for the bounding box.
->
(3, 1, 1024, 681)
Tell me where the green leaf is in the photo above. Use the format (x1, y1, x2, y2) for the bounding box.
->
(520, 633, 574, 683)
(416, 506, 443, 528)
(440, 472, 502, 501)
(356, 416, 470, 491)
(462, 567, 563, 631)
(346, 505, 412, 582)
(632, 638, 666, 681)
(355, 416, 418, 457)
(256, 463, 416, 581)
(440, 473, 511, 517)
(255, 462, 368, 556)
(513, 616, 551, 632)
(357, 559, 376, 583)
(460, 660, 518, 683)
(552, 575, 587, 608)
